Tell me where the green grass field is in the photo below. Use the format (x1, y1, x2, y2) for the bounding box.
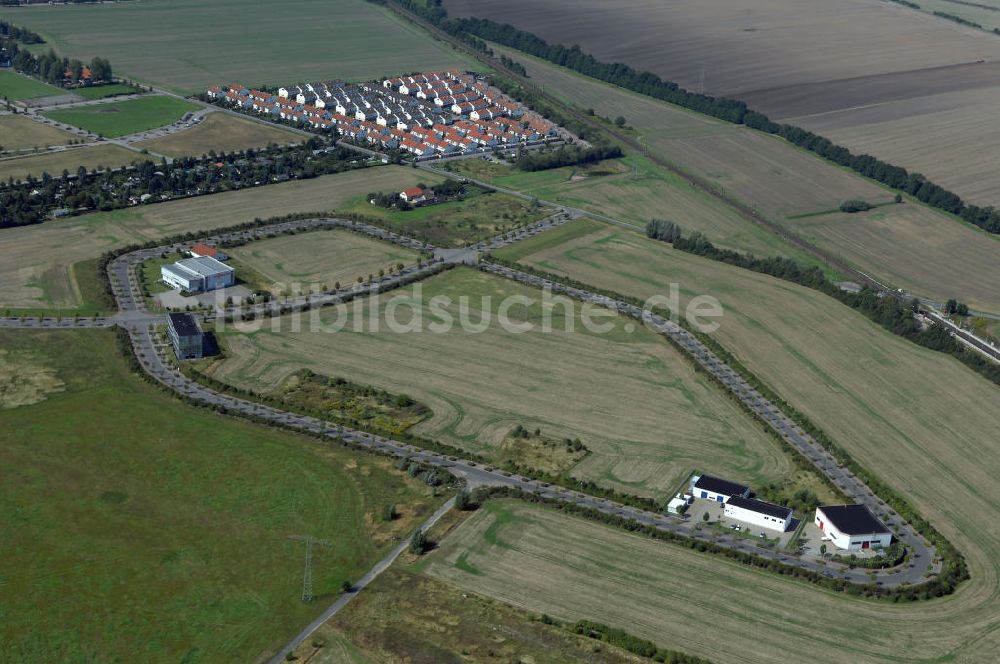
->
(203, 267, 790, 498)
(0, 69, 63, 100)
(450, 155, 824, 264)
(43, 95, 201, 138)
(0, 166, 435, 311)
(72, 83, 143, 100)
(0, 328, 445, 662)
(344, 189, 549, 247)
(225, 228, 420, 296)
(0, 0, 478, 94)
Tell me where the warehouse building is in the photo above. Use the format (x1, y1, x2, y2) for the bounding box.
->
(690, 474, 751, 503)
(724, 495, 793, 532)
(815, 504, 892, 551)
(167, 312, 204, 360)
(161, 256, 235, 293)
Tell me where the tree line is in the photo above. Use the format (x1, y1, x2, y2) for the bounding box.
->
(0, 19, 43, 43)
(10, 49, 113, 86)
(380, 0, 1000, 235)
(0, 139, 362, 227)
(514, 143, 622, 171)
(644, 220, 1000, 387)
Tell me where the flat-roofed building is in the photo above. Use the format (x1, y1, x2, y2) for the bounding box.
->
(815, 504, 892, 551)
(724, 495, 793, 532)
(161, 256, 235, 293)
(690, 474, 751, 504)
(167, 312, 203, 360)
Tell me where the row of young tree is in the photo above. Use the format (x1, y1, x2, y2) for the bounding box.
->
(382, 0, 1000, 235)
(645, 220, 1000, 386)
(0, 139, 360, 227)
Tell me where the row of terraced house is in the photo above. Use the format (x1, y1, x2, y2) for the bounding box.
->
(207, 69, 562, 159)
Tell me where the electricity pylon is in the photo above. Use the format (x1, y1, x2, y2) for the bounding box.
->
(288, 535, 331, 602)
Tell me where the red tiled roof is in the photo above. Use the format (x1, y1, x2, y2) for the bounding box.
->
(190, 243, 218, 258)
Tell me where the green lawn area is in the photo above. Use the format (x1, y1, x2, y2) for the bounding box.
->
(73, 83, 143, 100)
(342, 189, 547, 247)
(0, 70, 63, 100)
(0, 328, 445, 662)
(0, 0, 479, 94)
(43, 95, 200, 137)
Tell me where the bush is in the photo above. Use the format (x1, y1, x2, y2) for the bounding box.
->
(409, 528, 428, 554)
(839, 199, 873, 213)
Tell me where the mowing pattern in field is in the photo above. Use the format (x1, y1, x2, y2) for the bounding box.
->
(0, 166, 435, 310)
(0, 329, 443, 662)
(134, 112, 304, 158)
(206, 268, 790, 498)
(0, 69, 63, 100)
(42, 95, 200, 138)
(488, 43, 1000, 311)
(0, 114, 82, 152)
(493, 220, 1000, 659)
(0, 0, 477, 94)
(422, 499, 1000, 664)
(226, 228, 420, 295)
(0, 143, 151, 184)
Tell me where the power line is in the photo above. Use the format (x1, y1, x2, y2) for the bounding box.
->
(288, 534, 331, 602)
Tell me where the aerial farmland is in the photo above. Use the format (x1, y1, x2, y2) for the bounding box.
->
(2, 0, 999, 662)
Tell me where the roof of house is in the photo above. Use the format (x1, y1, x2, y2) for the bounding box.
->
(168, 312, 202, 337)
(726, 495, 792, 520)
(189, 243, 219, 258)
(401, 186, 425, 197)
(692, 474, 749, 497)
(817, 505, 890, 535)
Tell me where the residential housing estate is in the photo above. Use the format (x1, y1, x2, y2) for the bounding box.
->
(207, 69, 562, 158)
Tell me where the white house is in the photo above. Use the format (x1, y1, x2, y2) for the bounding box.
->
(815, 505, 892, 551)
(690, 474, 750, 504)
(161, 256, 235, 293)
(724, 495, 793, 532)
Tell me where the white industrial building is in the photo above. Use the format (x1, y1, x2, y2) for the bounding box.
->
(724, 495, 793, 532)
(815, 505, 891, 551)
(690, 474, 751, 504)
(161, 256, 235, 293)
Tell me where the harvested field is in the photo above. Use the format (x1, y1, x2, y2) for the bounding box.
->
(790, 204, 1000, 311)
(0, 0, 477, 94)
(134, 112, 304, 158)
(205, 268, 791, 498)
(0, 115, 82, 152)
(489, 44, 1000, 309)
(450, 0, 1000, 205)
(42, 96, 200, 138)
(225, 228, 420, 296)
(493, 221, 1000, 659)
(0, 329, 444, 662)
(784, 83, 1000, 207)
(422, 498, 1000, 664)
(447, 0, 1000, 98)
(0, 143, 150, 183)
(916, 0, 1000, 31)
(0, 166, 433, 310)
